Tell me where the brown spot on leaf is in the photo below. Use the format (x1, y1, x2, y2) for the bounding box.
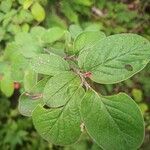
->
(43, 105, 51, 109)
(125, 64, 133, 71)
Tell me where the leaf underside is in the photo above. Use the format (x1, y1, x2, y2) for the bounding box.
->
(19, 78, 48, 116)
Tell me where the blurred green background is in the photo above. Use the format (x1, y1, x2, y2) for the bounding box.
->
(0, 0, 149, 149)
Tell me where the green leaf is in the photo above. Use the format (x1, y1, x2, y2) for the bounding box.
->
(39, 0, 48, 6)
(15, 9, 33, 24)
(0, 0, 12, 13)
(31, 26, 65, 45)
(30, 54, 70, 75)
(4, 43, 28, 81)
(21, 23, 30, 32)
(18, 78, 48, 116)
(139, 103, 148, 114)
(43, 72, 81, 107)
(45, 10, 67, 29)
(43, 27, 65, 44)
(30, 26, 46, 46)
(24, 69, 37, 92)
(78, 34, 150, 84)
(32, 87, 85, 145)
(0, 71, 14, 97)
(131, 88, 143, 103)
(61, 1, 78, 23)
(84, 23, 103, 32)
(64, 139, 89, 150)
(0, 27, 5, 42)
(7, 24, 21, 35)
(91, 143, 103, 150)
(69, 24, 83, 39)
(15, 32, 42, 58)
(73, 0, 93, 6)
(0, 12, 5, 22)
(23, 0, 33, 9)
(2, 10, 17, 27)
(49, 42, 65, 56)
(81, 91, 144, 150)
(31, 2, 45, 22)
(74, 31, 106, 54)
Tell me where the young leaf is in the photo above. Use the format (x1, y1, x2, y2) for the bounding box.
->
(43, 27, 65, 44)
(78, 34, 150, 84)
(30, 26, 46, 46)
(74, 31, 106, 54)
(0, 12, 4, 22)
(32, 87, 85, 145)
(74, 0, 93, 6)
(31, 2, 45, 22)
(15, 32, 42, 58)
(91, 143, 103, 150)
(45, 10, 67, 29)
(69, 24, 83, 39)
(30, 54, 70, 75)
(0, 73, 14, 97)
(19, 78, 48, 116)
(17, 9, 33, 23)
(131, 88, 143, 103)
(43, 72, 81, 107)
(23, 0, 33, 9)
(61, 1, 78, 23)
(23, 69, 37, 92)
(30, 26, 65, 52)
(81, 91, 144, 150)
(0, 27, 5, 42)
(0, 0, 12, 13)
(4, 42, 27, 67)
(4, 43, 28, 81)
(22, 23, 30, 32)
(139, 103, 148, 114)
(84, 23, 102, 32)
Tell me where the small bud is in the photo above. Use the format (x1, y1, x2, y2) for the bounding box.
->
(83, 72, 92, 78)
(14, 82, 20, 89)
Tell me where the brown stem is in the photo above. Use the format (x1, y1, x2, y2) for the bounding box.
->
(73, 68, 92, 90)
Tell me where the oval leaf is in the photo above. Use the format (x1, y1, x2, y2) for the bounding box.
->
(0, 73, 14, 97)
(30, 54, 70, 75)
(24, 69, 37, 92)
(74, 31, 106, 54)
(78, 34, 150, 84)
(30, 26, 46, 46)
(31, 2, 45, 22)
(69, 24, 83, 39)
(43, 72, 81, 107)
(81, 91, 144, 150)
(15, 32, 42, 58)
(23, 0, 33, 9)
(19, 78, 48, 116)
(32, 87, 85, 145)
(43, 27, 65, 44)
